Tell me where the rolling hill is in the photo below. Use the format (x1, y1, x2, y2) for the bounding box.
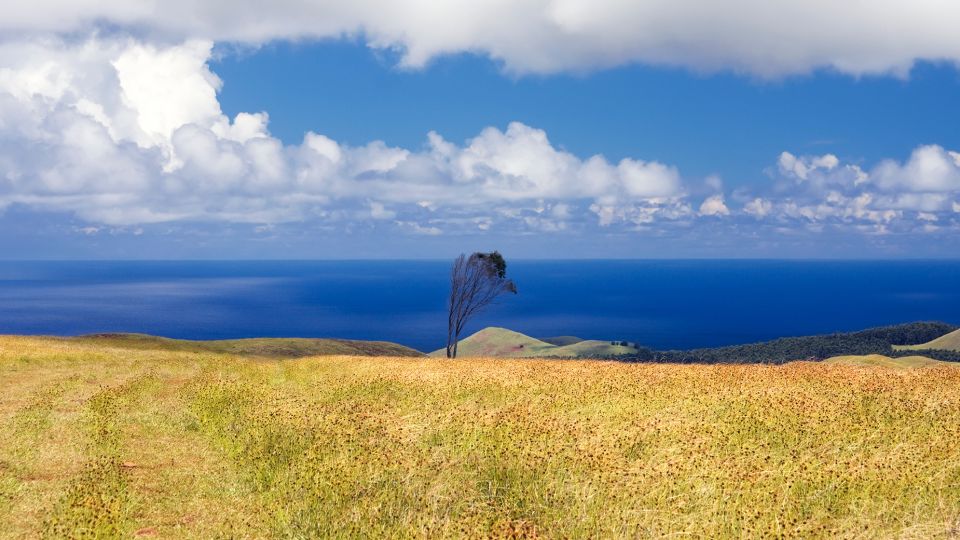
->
(894, 328, 960, 352)
(822, 354, 950, 369)
(649, 321, 958, 364)
(64, 333, 425, 358)
(431, 327, 639, 358)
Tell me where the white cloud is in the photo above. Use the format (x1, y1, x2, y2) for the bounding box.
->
(778, 151, 838, 181)
(744, 147, 960, 233)
(872, 145, 960, 193)
(699, 195, 729, 216)
(2, 1, 960, 77)
(0, 37, 692, 231)
(3, 35, 959, 241)
(776, 151, 866, 188)
(589, 200, 692, 227)
(368, 201, 395, 220)
(743, 198, 772, 218)
(396, 221, 442, 236)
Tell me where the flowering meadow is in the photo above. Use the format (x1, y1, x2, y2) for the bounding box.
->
(1, 336, 959, 538)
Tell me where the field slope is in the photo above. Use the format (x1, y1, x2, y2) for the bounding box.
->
(896, 328, 960, 352)
(823, 354, 948, 368)
(2, 335, 959, 538)
(65, 332, 424, 358)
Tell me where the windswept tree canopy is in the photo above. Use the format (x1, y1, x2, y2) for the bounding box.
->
(446, 252, 517, 358)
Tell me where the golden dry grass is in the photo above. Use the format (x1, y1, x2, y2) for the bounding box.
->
(2, 335, 960, 538)
(823, 354, 948, 368)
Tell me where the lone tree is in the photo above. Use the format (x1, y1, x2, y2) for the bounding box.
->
(446, 251, 517, 358)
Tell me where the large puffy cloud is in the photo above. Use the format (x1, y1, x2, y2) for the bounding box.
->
(873, 145, 960, 193)
(0, 37, 688, 230)
(1, 1, 960, 77)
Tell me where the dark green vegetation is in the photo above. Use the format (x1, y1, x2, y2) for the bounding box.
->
(633, 322, 959, 364)
(64, 333, 425, 358)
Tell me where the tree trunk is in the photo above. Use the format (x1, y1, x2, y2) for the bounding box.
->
(446, 329, 460, 358)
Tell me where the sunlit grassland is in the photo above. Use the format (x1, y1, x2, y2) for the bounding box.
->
(1, 336, 960, 538)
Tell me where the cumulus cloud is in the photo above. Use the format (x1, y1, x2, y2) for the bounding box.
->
(776, 151, 867, 189)
(872, 145, 960, 193)
(739, 147, 960, 233)
(698, 195, 729, 217)
(2, 1, 960, 77)
(0, 37, 689, 231)
(743, 198, 772, 219)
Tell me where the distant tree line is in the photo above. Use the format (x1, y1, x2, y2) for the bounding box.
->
(588, 322, 959, 364)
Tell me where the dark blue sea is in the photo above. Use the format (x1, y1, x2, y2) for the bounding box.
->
(0, 260, 957, 352)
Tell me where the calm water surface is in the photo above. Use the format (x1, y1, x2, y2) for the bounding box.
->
(0, 260, 957, 352)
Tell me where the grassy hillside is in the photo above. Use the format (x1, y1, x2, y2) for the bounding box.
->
(64, 332, 424, 358)
(895, 328, 960, 352)
(557, 339, 638, 357)
(540, 336, 584, 346)
(2, 336, 960, 537)
(430, 327, 560, 357)
(648, 321, 958, 364)
(823, 354, 949, 368)
(432, 327, 640, 358)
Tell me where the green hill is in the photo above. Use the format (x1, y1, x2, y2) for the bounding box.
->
(430, 327, 560, 358)
(895, 328, 960, 352)
(556, 340, 638, 357)
(823, 354, 949, 369)
(431, 327, 639, 358)
(64, 333, 424, 358)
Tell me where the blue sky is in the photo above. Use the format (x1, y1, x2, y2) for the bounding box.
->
(1, 1, 960, 258)
(214, 42, 960, 182)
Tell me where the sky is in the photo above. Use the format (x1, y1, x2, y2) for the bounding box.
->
(1, 1, 960, 259)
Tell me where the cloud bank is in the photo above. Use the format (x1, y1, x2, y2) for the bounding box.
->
(0, 34, 958, 246)
(739, 146, 960, 235)
(3, 1, 960, 77)
(0, 38, 690, 232)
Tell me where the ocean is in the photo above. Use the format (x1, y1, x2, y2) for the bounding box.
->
(0, 260, 957, 352)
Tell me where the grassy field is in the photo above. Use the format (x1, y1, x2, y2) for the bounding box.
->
(823, 354, 949, 368)
(2, 336, 960, 538)
(896, 329, 960, 352)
